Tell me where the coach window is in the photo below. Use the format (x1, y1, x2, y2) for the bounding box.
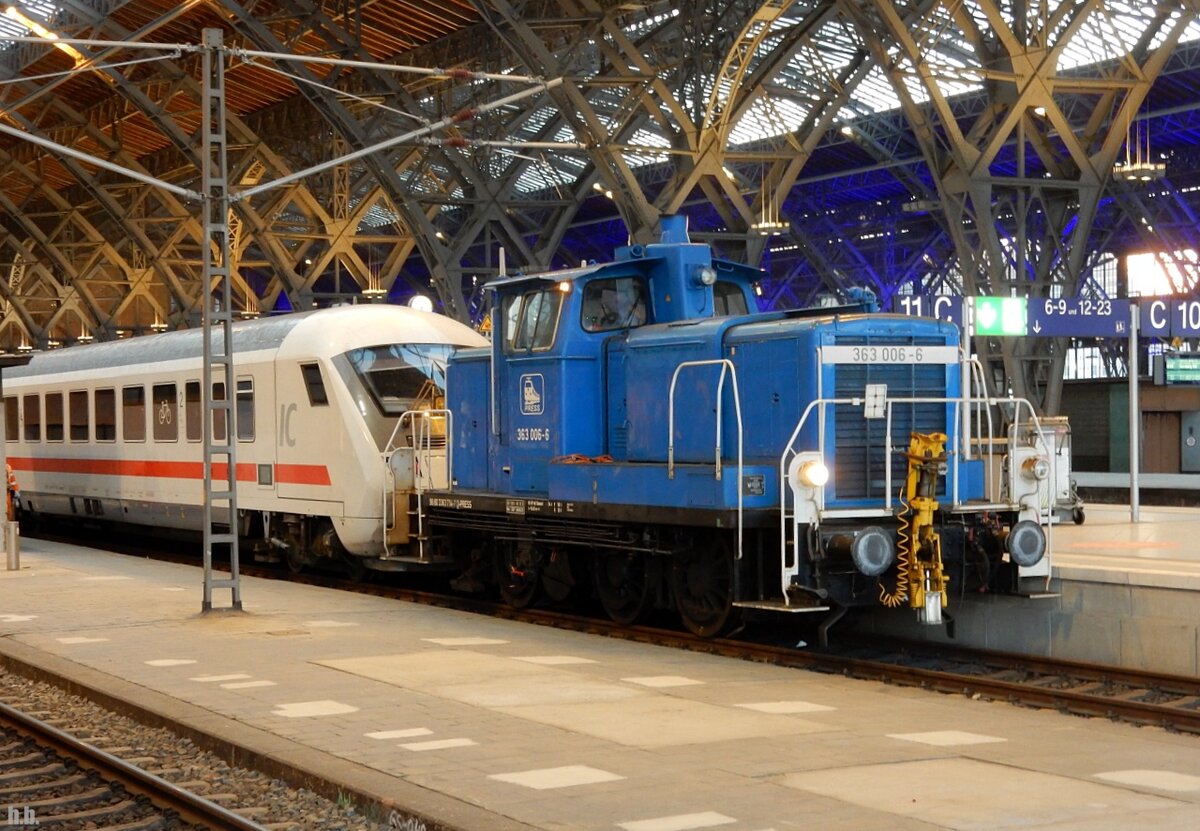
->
(185, 382, 201, 442)
(95, 389, 116, 441)
(69, 391, 89, 441)
(236, 378, 254, 441)
(45, 392, 64, 442)
(211, 382, 227, 442)
(5, 397, 17, 442)
(122, 386, 146, 442)
(300, 363, 328, 406)
(153, 383, 177, 442)
(23, 394, 40, 442)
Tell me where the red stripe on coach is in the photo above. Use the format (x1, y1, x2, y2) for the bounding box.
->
(7, 457, 328, 486)
(275, 463, 332, 486)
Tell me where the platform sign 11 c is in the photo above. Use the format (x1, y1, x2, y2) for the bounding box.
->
(891, 294, 965, 330)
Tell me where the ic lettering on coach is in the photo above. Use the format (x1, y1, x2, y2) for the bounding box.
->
(279, 402, 297, 447)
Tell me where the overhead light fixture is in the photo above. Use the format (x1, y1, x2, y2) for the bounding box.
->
(407, 295, 434, 313)
(1113, 108, 1166, 184)
(3, 5, 85, 65)
(751, 167, 788, 236)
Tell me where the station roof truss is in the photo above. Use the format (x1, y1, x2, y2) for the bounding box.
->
(0, 1, 1199, 413)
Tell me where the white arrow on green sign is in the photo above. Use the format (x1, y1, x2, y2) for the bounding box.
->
(972, 296, 1027, 336)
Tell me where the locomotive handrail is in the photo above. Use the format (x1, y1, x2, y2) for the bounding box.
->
(666, 359, 744, 560)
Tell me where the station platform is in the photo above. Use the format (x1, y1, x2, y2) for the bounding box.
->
(855, 503, 1200, 677)
(2, 538, 1199, 831)
(1052, 503, 1200, 591)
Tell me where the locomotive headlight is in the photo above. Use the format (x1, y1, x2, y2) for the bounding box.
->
(800, 461, 829, 487)
(692, 265, 717, 286)
(788, 456, 829, 489)
(1022, 455, 1050, 481)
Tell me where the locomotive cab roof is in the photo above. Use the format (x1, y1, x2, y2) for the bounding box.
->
(484, 215, 763, 332)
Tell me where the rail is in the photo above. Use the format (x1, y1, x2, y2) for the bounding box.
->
(0, 699, 268, 831)
(381, 408, 453, 559)
(666, 359, 744, 560)
(777, 394, 1052, 603)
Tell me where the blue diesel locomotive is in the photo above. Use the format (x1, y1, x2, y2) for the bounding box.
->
(392, 216, 1052, 636)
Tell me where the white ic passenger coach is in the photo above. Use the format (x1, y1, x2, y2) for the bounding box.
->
(3, 305, 486, 575)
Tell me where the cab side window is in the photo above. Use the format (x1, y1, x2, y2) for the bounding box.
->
(582, 277, 648, 332)
(714, 281, 749, 316)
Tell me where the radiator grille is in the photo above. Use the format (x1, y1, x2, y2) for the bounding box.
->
(832, 336, 948, 501)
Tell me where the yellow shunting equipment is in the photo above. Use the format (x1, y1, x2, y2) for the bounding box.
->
(880, 432, 950, 624)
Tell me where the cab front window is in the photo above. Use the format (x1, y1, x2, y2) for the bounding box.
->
(506, 288, 563, 353)
(344, 343, 454, 415)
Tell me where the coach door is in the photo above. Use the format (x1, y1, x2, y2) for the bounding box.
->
(274, 359, 334, 501)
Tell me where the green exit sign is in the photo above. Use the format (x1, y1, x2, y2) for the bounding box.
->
(973, 296, 1027, 336)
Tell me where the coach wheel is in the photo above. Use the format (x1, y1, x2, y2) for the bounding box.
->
(670, 537, 735, 638)
(285, 546, 305, 575)
(341, 553, 369, 583)
(495, 540, 540, 609)
(594, 550, 653, 625)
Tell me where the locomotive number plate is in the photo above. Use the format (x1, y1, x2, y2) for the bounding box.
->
(821, 345, 958, 365)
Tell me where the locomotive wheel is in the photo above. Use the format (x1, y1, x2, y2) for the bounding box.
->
(670, 538, 735, 637)
(594, 550, 653, 625)
(495, 541, 540, 609)
(541, 548, 579, 603)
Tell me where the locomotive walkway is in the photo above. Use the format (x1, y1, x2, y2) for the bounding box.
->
(1, 535, 1198, 830)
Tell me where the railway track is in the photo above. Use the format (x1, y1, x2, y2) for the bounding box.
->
(33, 528, 1200, 736)
(0, 699, 268, 831)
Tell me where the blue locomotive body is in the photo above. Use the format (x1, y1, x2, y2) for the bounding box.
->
(421, 217, 1048, 636)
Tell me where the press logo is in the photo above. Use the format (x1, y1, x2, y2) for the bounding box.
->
(5, 806, 38, 826)
(519, 374, 544, 416)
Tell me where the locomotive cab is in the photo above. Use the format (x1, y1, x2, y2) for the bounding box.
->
(460, 214, 761, 496)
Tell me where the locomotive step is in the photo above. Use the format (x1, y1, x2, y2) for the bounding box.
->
(733, 599, 831, 613)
